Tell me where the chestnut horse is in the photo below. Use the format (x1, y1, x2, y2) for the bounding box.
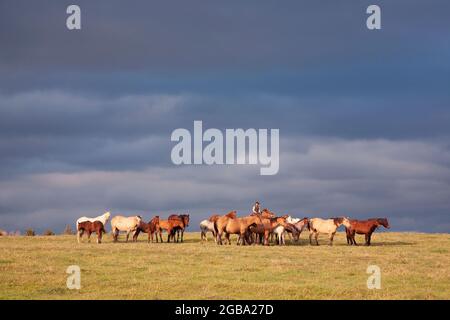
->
(216, 214, 263, 245)
(157, 218, 185, 243)
(77, 220, 106, 244)
(308, 217, 351, 246)
(346, 218, 390, 246)
(133, 216, 160, 243)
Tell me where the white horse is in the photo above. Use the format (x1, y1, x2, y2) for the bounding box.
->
(111, 215, 142, 242)
(309, 217, 351, 246)
(76, 211, 111, 242)
(199, 219, 216, 242)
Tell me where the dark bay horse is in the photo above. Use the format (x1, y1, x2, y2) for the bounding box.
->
(133, 216, 160, 242)
(346, 218, 390, 246)
(168, 214, 190, 242)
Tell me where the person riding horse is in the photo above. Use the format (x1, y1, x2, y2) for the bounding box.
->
(252, 201, 261, 215)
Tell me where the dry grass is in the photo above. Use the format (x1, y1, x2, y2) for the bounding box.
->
(0, 231, 449, 299)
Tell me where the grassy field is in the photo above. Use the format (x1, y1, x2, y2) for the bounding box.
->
(0, 231, 449, 300)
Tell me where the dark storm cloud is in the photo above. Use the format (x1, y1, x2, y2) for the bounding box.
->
(0, 1, 449, 233)
(1, 0, 450, 72)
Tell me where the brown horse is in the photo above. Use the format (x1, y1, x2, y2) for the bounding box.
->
(133, 216, 160, 242)
(168, 214, 190, 242)
(212, 211, 237, 244)
(77, 220, 106, 244)
(157, 218, 185, 243)
(346, 218, 390, 246)
(216, 214, 263, 245)
(249, 216, 289, 246)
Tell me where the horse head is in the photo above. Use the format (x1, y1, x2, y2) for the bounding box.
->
(303, 218, 311, 231)
(150, 216, 160, 226)
(181, 214, 190, 227)
(378, 218, 390, 229)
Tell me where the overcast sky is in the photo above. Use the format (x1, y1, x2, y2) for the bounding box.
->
(0, 0, 449, 233)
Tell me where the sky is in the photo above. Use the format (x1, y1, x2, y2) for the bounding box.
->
(0, 0, 449, 233)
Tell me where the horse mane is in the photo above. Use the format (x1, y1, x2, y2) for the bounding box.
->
(333, 217, 344, 225)
(208, 214, 220, 222)
(225, 211, 237, 218)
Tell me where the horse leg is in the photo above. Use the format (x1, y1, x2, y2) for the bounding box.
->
(112, 228, 118, 242)
(97, 230, 102, 244)
(365, 234, 369, 246)
(352, 231, 357, 245)
(87, 231, 92, 243)
(329, 232, 335, 246)
(77, 230, 83, 243)
(133, 229, 140, 242)
(287, 232, 292, 243)
(315, 232, 319, 245)
(367, 232, 372, 246)
(239, 232, 245, 245)
(224, 232, 230, 245)
(309, 231, 313, 245)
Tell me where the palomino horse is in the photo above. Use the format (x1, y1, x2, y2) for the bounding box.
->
(133, 216, 160, 243)
(77, 221, 106, 244)
(111, 215, 142, 242)
(199, 219, 216, 242)
(309, 217, 351, 246)
(216, 214, 263, 245)
(212, 211, 238, 244)
(76, 211, 110, 231)
(157, 218, 185, 243)
(346, 218, 390, 246)
(168, 214, 190, 242)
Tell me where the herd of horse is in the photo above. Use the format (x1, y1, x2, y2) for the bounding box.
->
(75, 209, 390, 246)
